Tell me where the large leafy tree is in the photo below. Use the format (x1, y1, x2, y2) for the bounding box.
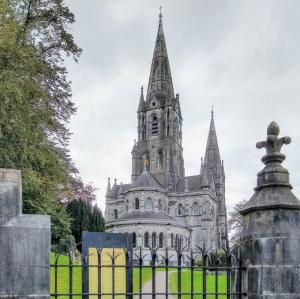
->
(0, 0, 82, 244)
(227, 200, 247, 246)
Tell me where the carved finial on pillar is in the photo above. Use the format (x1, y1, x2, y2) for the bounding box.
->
(256, 121, 291, 165)
(255, 121, 292, 190)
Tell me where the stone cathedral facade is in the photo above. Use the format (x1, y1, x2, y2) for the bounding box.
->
(105, 14, 227, 259)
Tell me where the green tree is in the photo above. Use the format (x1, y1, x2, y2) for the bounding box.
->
(0, 0, 81, 244)
(67, 198, 105, 246)
(227, 199, 247, 246)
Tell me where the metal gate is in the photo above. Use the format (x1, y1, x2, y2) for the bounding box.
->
(50, 232, 247, 298)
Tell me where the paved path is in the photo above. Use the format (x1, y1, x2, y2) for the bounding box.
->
(134, 271, 175, 299)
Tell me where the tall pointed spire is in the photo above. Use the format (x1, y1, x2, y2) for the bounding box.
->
(204, 109, 221, 168)
(146, 9, 175, 101)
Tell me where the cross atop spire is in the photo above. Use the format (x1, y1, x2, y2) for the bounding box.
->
(159, 6, 163, 22)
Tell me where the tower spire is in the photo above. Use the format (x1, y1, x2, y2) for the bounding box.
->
(204, 110, 221, 167)
(146, 11, 175, 100)
(137, 85, 145, 112)
(106, 177, 111, 196)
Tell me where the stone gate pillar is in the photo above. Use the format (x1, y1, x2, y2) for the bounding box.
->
(0, 169, 51, 299)
(239, 122, 300, 298)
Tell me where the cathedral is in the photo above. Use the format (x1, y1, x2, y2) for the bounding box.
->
(105, 13, 228, 260)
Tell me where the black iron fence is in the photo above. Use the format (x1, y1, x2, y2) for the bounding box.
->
(50, 243, 247, 299)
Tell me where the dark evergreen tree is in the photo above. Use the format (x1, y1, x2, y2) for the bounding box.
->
(67, 198, 105, 245)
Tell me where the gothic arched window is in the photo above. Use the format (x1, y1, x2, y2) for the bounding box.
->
(193, 202, 199, 215)
(143, 152, 150, 171)
(113, 209, 118, 220)
(174, 117, 179, 140)
(135, 198, 139, 210)
(175, 234, 179, 250)
(144, 232, 149, 248)
(132, 232, 137, 248)
(180, 235, 183, 251)
(159, 233, 164, 248)
(187, 237, 191, 250)
(151, 116, 158, 135)
(152, 232, 157, 248)
(145, 198, 153, 210)
(158, 150, 164, 170)
(177, 204, 184, 216)
(171, 233, 174, 248)
(158, 199, 163, 211)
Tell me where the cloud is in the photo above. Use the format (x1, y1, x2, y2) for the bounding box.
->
(64, 0, 300, 212)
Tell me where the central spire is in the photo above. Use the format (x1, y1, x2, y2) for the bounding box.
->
(146, 10, 175, 101)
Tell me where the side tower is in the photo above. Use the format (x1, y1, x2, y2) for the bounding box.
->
(202, 110, 227, 248)
(132, 12, 184, 191)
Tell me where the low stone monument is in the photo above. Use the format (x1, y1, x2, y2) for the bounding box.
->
(240, 122, 300, 298)
(0, 169, 50, 299)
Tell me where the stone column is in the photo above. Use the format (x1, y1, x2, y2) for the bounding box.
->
(0, 169, 51, 299)
(239, 122, 300, 298)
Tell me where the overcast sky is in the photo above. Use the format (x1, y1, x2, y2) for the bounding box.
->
(64, 0, 300, 212)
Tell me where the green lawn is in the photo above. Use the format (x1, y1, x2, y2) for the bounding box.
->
(169, 269, 228, 299)
(51, 253, 154, 297)
(51, 253, 228, 298)
(50, 253, 82, 297)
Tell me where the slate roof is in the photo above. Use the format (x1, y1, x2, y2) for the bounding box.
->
(176, 175, 201, 193)
(108, 169, 163, 199)
(131, 169, 163, 189)
(109, 183, 131, 198)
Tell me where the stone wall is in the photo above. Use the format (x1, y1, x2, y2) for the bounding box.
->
(0, 169, 51, 299)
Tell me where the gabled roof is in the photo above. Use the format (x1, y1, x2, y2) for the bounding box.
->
(176, 175, 201, 192)
(109, 183, 131, 198)
(131, 168, 163, 189)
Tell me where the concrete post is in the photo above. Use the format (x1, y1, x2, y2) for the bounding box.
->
(0, 169, 51, 299)
(239, 122, 300, 298)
